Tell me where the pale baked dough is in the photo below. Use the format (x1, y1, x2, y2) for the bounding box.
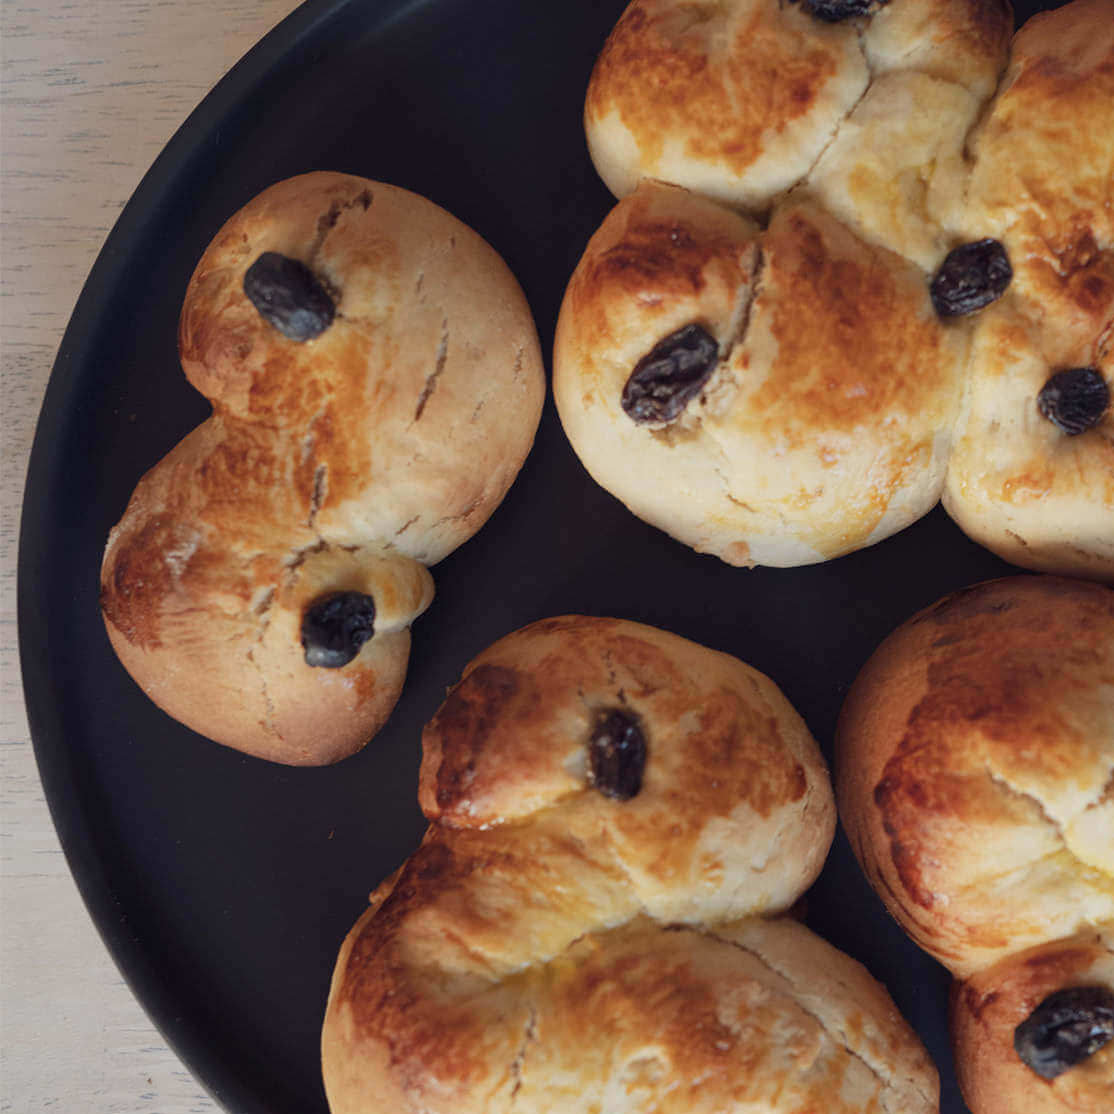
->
(562, 0, 1114, 578)
(942, 0, 1114, 579)
(554, 181, 967, 567)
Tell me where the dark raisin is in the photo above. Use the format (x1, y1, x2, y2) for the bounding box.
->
(795, 0, 887, 22)
(588, 708, 647, 800)
(1014, 986, 1114, 1080)
(301, 591, 375, 668)
(1037, 367, 1109, 435)
(243, 252, 335, 341)
(621, 323, 719, 424)
(929, 239, 1012, 318)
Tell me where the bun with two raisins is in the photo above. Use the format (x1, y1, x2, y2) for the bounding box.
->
(101, 172, 545, 765)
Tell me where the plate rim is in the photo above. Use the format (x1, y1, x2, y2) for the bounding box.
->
(15, 2, 442, 1111)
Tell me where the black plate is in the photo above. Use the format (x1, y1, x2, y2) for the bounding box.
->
(20, 2, 1058, 1111)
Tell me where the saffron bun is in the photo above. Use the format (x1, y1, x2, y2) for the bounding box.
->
(584, 0, 1009, 217)
(322, 615, 939, 1114)
(100, 172, 545, 765)
(952, 928, 1114, 1114)
(837, 575, 1114, 1114)
(559, 0, 1114, 579)
(941, 0, 1114, 580)
(554, 181, 968, 567)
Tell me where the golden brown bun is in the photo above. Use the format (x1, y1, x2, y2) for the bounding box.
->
(584, 0, 1009, 215)
(101, 172, 544, 764)
(838, 574, 1114, 1111)
(568, 0, 1114, 577)
(322, 616, 938, 1113)
(942, 0, 1114, 581)
(837, 575, 1114, 980)
(554, 181, 967, 567)
(953, 928, 1114, 1114)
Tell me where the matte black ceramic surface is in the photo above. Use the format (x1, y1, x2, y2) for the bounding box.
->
(19, 2, 1060, 1111)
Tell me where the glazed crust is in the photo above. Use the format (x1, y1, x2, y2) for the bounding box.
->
(101, 172, 544, 764)
(322, 616, 938, 1113)
(837, 573, 1114, 1112)
(584, 0, 1009, 215)
(562, 0, 1014, 571)
(952, 928, 1114, 1114)
(554, 181, 966, 567)
(568, 0, 1114, 578)
(836, 576, 1114, 981)
(942, 0, 1114, 581)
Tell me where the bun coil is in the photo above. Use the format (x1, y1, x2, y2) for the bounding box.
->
(100, 172, 545, 765)
(836, 575, 1114, 1113)
(322, 615, 939, 1113)
(554, 180, 968, 568)
(557, 0, 1114, 577)
(941, 0, 1114, 580)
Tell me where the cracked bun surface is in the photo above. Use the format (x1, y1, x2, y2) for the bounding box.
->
(100, 172, 545, 765)
(941, 0, 1114, 580)
(837, 576, 1114, 978)
(584, 0, 1010, 214)
(554, 181, 966, 567)
(321, 615, 938, 1114)
(836, 575, 1114, 1114)
(560, 0, 1114, 577)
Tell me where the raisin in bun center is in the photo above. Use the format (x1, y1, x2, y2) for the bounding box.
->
(322, 616, 939, 1113)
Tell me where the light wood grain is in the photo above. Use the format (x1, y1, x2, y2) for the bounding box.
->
(1, 2, 304, 1110)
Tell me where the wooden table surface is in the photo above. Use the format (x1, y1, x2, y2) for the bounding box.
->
(2, 3, 303, 1109)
